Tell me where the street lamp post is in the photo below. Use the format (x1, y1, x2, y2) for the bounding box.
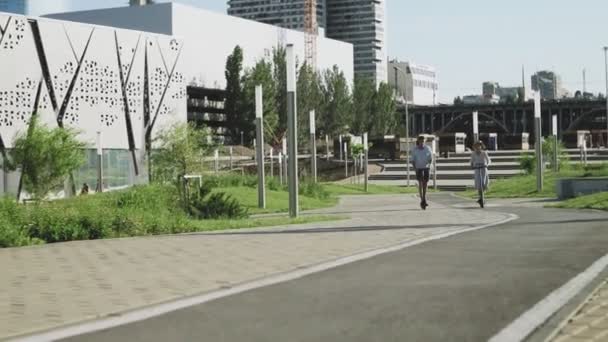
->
(96, 131, 103, 193)
(286, 44, 299, 218)
(534, 91, 543, 192)
(552, 114, 559, 172)
(255, 85, 266, 209)
(604, 46, 608, 147)
(363, 133, 369, 192)
(394, 65, 411, 187)
(310, 110, 317, 183)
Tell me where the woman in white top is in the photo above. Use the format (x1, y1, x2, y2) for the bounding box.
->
(470, 141, 491, 207)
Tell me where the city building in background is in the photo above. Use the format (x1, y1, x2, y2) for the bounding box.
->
(227, 0, 327, 34)
(388, 60, 438, 106)
(0, 0, 26, 14)
(227, 0, 387, 85)
(483, 81, 524, 103)
(531, 70, 569, 100)
(47, 2, 354, 141)
(47, 2, 353, 89)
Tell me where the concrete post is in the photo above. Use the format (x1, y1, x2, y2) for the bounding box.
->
(229, 146, 233, 171)
(270, 148, 274, 178)
(214, 149, 219, 175)
(326, 134, 330, 161)
(344, 142, 348, 178)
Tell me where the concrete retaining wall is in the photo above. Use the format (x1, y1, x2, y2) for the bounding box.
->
(556, 178, 608, 200)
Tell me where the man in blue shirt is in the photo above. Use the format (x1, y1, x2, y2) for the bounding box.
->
(411, 136, 433, 209)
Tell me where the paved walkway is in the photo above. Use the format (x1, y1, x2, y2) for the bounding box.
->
(548, 279, 608, 342)
(0, 194, 511, 340)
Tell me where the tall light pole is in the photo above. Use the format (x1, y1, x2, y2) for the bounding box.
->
(255, 85, 266, 209)
(534, 91, 543, 192)
(286, 44, 299, 218)
(394, 65, 411, 187)
(96, 131, 103, 193)
(604, 46, 608, 147)
(310, 110, 317, 183)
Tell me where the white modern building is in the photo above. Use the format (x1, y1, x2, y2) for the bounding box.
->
(227, 0, 385, 85)
(0, 10, 186, 197)
(47, 2, 355, 89)
(388, 60, 438, 106)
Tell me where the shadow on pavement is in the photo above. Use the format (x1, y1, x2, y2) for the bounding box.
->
(202, 224, 474, 236)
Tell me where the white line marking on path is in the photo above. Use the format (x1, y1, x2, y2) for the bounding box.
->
(10, 214, 517, 342)
(489, 252, 608, 342)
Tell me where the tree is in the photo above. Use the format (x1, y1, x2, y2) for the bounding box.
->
(241, 59, 279, 144)
(224, 46, 244, 144)
(151, 122, 212, 183)
(320, 65, 351, 137)
(272, 46, 288, 140)
(454, 96, 464, 105)
(372, 82, 397, 136)
(3, 117, 85, 200)
(351, 77, 375, 135)
(297, 63, 323, 142)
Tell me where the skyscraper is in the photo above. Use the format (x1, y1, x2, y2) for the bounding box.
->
(0, 0, 27, 14)
(227, 0, 327, 32)
(531, 71, 568, 100)
(227, 0, 387, 84)
(325, 0, 387, 83)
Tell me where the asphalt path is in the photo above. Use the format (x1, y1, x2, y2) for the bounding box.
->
(62, 194, 608, 342)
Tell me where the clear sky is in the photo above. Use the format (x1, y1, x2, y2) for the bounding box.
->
(28, 0, 608, 103)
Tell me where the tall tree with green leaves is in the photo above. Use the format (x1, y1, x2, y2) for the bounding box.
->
(225, 45, 243, 144)
(297, 63, 323, 142)
(372, 82, 397, 136)
(272, 46, 287, 140)
(351, 77, 376, 135)
(241, 59, 279, 144)
(3, 117, 85, 200)
(320, 65, 351, 137)
(151, 122, 212, 183)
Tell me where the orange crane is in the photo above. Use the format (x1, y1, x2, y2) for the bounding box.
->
(304, 0, 317, 70)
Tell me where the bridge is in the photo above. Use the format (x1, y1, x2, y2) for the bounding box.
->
(399, 99, 608, 147)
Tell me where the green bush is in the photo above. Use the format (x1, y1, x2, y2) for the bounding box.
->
(184, 183, 247, 220)
(519, 153, 535, 174)
(300, 180, 330, 200)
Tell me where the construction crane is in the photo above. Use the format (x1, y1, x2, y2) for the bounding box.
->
(304, 0, 318, 70)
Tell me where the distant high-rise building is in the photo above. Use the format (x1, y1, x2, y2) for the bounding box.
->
(227, 0, 327, 32)
(388, 60, 438, 106)
(227, 0, 387, 84)
(531, 70, 568, 100)
(0, 0, 26, 14)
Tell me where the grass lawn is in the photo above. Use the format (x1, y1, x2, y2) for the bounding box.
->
(462, 164, 608, 199)
(322, 183, 419, 196)
(550, 192, 608, 211)
(214, 187, 338, 214)
(189, 215, 347, 231)
(217, 183, 417, 215)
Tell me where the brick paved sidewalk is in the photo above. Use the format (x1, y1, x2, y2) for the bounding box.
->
(0, 194, 511, 340)
(548, 278, 608, 342)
